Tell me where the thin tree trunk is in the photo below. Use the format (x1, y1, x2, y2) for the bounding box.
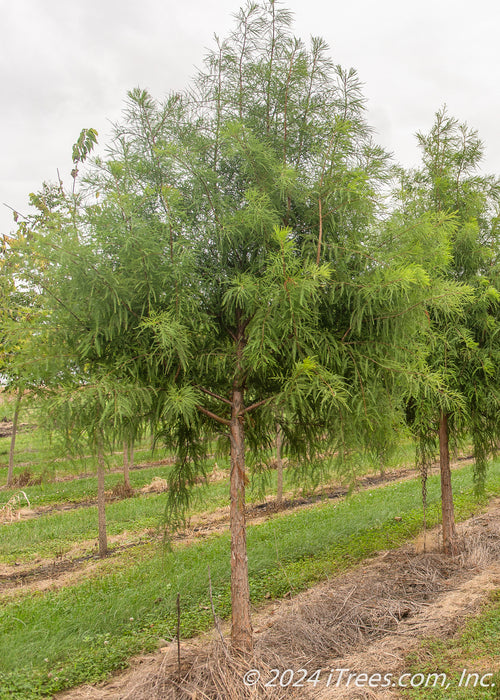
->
(123, 440, 131, 490)
(96, 439, 108, 558)
(439, 412, 457, 555)
(276, 424, 283, 506)
(229, 385, 253, 654)
(7, 393, 21, 488)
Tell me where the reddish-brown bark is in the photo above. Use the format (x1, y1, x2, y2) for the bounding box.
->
(439, 412, 458, 555)
(276, 424, 283, 505)
(6, 394, 21, 488)
(229, 384, 253, 654)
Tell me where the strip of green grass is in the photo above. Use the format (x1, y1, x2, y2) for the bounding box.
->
(0, 460, 499, 698)
(1, 422, 414, 493)
(0, 455, 230, 510)
(0, 434, 157, 483)
(0, 461, 170, 508)
(402, 591, 500, 698)
(0, 476, 228, 563)
(0, 425, 167, 485)
(0, 459, 305, 563)
(0, 443, 413, 563)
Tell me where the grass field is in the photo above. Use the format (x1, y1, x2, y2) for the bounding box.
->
(1, 456, 499, 698)
(1, 407, 498, 699)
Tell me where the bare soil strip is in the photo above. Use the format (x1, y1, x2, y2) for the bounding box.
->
(54, 499, 500, 699)
(313, 564, 500, 699)
(0, 420, 31, 439)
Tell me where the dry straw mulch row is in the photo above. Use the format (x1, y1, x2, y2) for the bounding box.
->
(118, 516, 500, 700)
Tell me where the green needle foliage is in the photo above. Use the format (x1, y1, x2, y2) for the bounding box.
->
(395, 107, 500, 552)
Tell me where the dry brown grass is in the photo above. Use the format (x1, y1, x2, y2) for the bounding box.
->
(110, 482, 135, 499)
(9, 467, 43, 487)
(120, 642, 304, 700)
(0, 490, 30, 523)
(259, 520, 500, 672)
(257, 551, 455, 669)
(85, 531, 500, 700)
(140, 476, 169, 494)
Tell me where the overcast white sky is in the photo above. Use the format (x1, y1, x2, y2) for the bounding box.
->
(1, 0, 499, 236)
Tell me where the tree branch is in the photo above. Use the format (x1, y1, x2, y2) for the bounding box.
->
(196, 404, 230, 426)
(197, 386, 232, 405)
(241, 397, 273, 414)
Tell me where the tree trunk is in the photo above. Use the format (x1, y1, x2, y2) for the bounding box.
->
(439, 412, 457, 555)
(96, 440, 108, 558)
(276, 424, 283, 506)
(7, 393, 21, 488)
(123, 440, 131, 490)
(229, 385, 253, 654)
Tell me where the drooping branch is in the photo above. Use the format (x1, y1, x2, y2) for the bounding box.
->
(265, 0, 276, 135)
(282, 40, 299, 165)
(316, 195, 323, 265)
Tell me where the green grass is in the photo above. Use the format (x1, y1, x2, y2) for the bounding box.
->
(402, 590, 500, 698)
(0, 456, 338, 563)
(0, 477, 229, 563)
(0, 459, 298, 563)
(0, 461, 169, 507)
(0, 494, 164, 562)
(1, 459, 499, 698)
(0, 413, 178, 485)
(0, 429, 159, 483)
(0, 455, 231, 510)
(1, 416, 416, 492)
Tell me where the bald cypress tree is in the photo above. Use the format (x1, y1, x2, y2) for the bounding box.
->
(17, 1, 455, 652)
(396, 108, 500, 554)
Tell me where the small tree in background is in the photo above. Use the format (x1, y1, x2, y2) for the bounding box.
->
(0, 231, 46, 487)
(39, 373, 153, 557)
(396, 108, 500, 554)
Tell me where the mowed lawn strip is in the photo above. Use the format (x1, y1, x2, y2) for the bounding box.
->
(0, 446, 417, 563)
(0, 476, 229, 563)
(1, 427, 416, 504)
(0, 461, 175, 509)
(0, 435, 184, 500)
(0, 460, 499, 698)
(0, 428, 160, 483)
